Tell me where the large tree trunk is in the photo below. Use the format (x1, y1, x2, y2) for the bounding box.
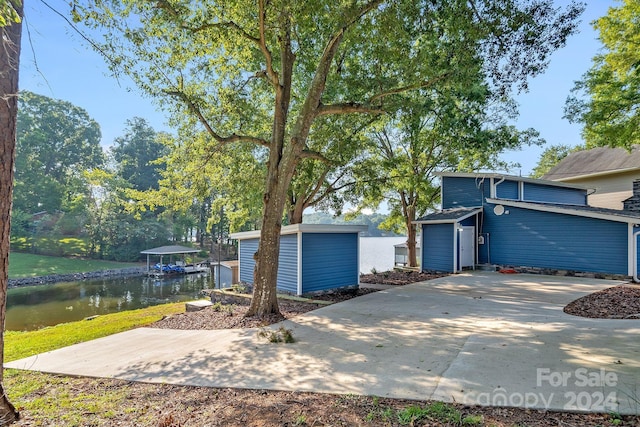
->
(246, 152, 299, 317)
(0, 1, 23, 424)
(405, 205, 418, 268)
(287, 197, 305, 225)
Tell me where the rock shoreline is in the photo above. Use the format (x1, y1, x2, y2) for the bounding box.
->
(8, 267, 147, 288)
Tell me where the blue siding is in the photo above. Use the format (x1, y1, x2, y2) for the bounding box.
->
(277, 234, 299, 293)
(238, 235, 298, 293)
(523, 183, 587, 205)
(239, 238, 259, 283)
(442, 177, 484, 209)
(496, 180, 519, 200)
(637, 233, 640, 278)
(301, 233, 358, 293)
(483, 205, 628, 274)
(422, 223, 454, 273)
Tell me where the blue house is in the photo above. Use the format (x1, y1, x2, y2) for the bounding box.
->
(416, 173, 640, 281)
(230, 224, 367, 295)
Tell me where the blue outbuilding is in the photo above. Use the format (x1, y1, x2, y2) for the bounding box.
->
(416, 173, 640, 281)
(230, 224, 367, 295)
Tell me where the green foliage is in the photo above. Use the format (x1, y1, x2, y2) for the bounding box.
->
(258, 326, 295, 344)
(396, 402, 464, 425)
(303, 212, 401, 237)
(353, 89, 544, 266)
(8, 208, 31, 237)
(211, 301, 235, 316)
(71, 0, 583, 312)
(7, 253, 138, 279)
(565, 0, 640, 149)
(0, 0, 20, 26)
(84, 167, 171, 261)
(15, 91, 104, 213)
(110, 117, 169, 191)
(530, 144, 581, 178)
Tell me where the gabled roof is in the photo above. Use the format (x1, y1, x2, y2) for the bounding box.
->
(229, 224, 368, 240)
(140, 245, 200, 255)
(543, 145, 640, 181)
(415, 207, 482, 224)
(486, 198, 640, 224)
(437, 171, 587, 190)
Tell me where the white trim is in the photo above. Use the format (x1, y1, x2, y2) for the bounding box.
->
(492, 176, 505, 198)
(634, 229, 640, 282)
(357, 234, 361, 284)
(419, 229, 424, 269)
(413, 208, 482, 225)
(628, 224, 635, 277)
(554, 166, 640, 182)
(489, 177, 495, 198)
(237, 243, 242, 280)
(486, 198, 640, 224)
(437, 171, 588, 190)
(460, 226, 476, 270)
(297, 231, 303, 296)
(453, 224, 458, 273)
(230, 224, 368, 240)
(519, 181, 524, 201)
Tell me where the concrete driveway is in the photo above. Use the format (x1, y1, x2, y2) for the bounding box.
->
(7, 272, 640, 414)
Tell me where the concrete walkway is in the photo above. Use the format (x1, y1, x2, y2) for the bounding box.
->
(7, 273, 640, 414)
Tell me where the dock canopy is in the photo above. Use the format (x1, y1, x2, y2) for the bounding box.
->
(141, 245, 201, 275)
(141, 245, 201, 255)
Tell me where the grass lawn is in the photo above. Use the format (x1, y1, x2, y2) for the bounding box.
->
(4, 303, 186, 425)
(8, 252, 141, 279)
(4, 302, 185, 362)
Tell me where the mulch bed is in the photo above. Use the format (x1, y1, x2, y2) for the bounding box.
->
(564, 285, 640, 319)
(359, 270, 448, 285)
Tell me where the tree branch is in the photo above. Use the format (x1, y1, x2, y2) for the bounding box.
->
(258, 0, 279, 87)
(369, 72, 452, 103)
(316, 102, 385, 117)
(165, 89, 269, 147)
(300, 148, 331, 162)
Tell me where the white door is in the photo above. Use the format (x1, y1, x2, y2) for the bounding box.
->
(460, 226, 475, 269)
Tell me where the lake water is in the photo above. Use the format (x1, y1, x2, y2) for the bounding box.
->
(6, 273, 213, 331)
(359, 236, 406, 274)
(7, 237, 407, 331)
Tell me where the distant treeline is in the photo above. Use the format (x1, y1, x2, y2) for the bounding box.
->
(302, 212, 403, 237)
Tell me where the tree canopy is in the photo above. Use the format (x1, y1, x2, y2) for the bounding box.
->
(110, 117, 168, 191)
(565, 0, 640, 149)
(15, 91, 103, 213)
(530, 144, 580, 178)
(74, 0, 583, 316)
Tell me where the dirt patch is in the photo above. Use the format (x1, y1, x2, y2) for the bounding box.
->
(12, 380, 635, 426)
(564, 285, 640, 319)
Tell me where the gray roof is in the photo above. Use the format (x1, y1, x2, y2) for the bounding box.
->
(487, 198, 640, 224)
(415, 207, 482, 224)
(543, 145, 640, 181)
(140, 245, 200, 255)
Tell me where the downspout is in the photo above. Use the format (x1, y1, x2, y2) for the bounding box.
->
(453, 223, 459, 273)
(492, 176, 506, 199)
(634, 229, 640, 283)
(297, 231, 303, 296)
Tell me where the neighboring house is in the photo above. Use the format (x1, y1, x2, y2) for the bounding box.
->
(230, 224, 367, 295)
(543, 145, 640, 210)
(416, 172, 640, 281)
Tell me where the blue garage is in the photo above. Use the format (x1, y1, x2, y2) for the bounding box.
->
(417, 173, 640, 280)
(230, 224, 367, 295)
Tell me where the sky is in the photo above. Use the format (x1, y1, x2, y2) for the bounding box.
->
(19, 1, 616, 176)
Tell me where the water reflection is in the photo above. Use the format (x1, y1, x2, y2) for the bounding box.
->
(7, 273, 214, 331)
